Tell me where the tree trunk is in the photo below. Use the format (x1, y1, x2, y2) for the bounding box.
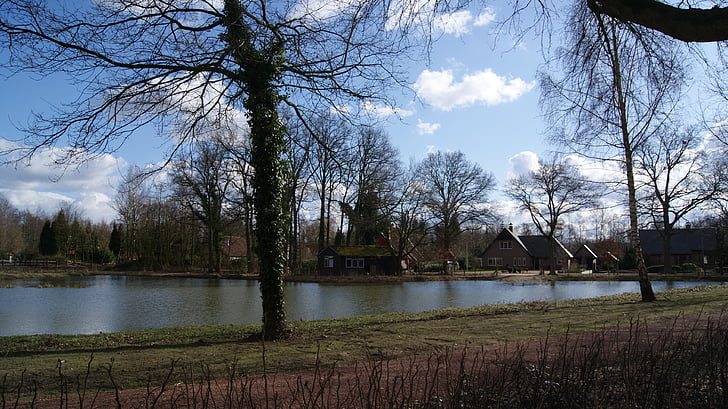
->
(604, 17, 656, 302)
(662, 225, 673, 274)
(207, 226, 214, 274)
(548, 235, 556, 275)
(245, 201, 255, 274)
(625, 146, 656, 301)
(224, 0, 288, 340)
(317, 179, 327, 252)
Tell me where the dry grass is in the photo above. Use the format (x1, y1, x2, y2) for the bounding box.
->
(1, 285, 728, 407)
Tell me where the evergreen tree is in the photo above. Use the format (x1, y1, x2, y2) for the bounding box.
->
(39, 220, 57, 256)
(52, 210, 69, 259)
(109, 224, 121, 259)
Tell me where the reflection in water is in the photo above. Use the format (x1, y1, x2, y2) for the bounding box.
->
(0, 276, 714, 336)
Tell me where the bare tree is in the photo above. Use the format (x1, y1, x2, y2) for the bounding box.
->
(0, 194, 23, 258)
(172, 139, 231, 275)
(636, 123, 728, 273)
(540, 2, 687, 301)
(506, 156, 600, 274)
(113, 166, 150, 263)
(416, 150, 495, 274)
(307, 114, 351, 252)
(390, 163, 429, 273)
(341, 126, 401, 246)
(1, 0, 416, 340)
(281, 110, 314, 274)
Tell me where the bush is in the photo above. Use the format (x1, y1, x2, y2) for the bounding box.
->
(679, 263, 703, 274)
(421, 262, 443, 272)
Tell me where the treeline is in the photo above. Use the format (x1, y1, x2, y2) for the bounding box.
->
(0, 199, 114, 266)
(2, 113, 728, 275)
(0, 192, 244, 271)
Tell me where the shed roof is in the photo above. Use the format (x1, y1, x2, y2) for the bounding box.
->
(519, 235, 574, 259)
(574, 244, 598, 259)
(639, 228, 717, 255)
(322, 245, 395, 257)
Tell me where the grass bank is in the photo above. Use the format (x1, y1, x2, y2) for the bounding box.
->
(1, 285, 727, 401)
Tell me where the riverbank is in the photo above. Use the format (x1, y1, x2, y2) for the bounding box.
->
(2, 265, 727, 283)
(2, 285, 727, 403)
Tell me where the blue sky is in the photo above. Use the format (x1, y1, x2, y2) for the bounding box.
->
(0, 2, 556, 224)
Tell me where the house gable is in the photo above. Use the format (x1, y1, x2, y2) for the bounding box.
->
(574, 244, 598, 260)
(222, 236, 247, 259)
(481, 227, 574, 271)
(480, 227, 533, 269)
(574, 244, 598, 270)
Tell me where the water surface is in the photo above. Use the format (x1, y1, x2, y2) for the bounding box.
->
(0, 276, 710, 336)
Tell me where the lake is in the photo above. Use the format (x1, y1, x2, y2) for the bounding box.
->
(0, 276, 712, 336)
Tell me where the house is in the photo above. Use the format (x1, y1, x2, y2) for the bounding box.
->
(639, 227, 718, 267)
(222, 236, 247, 260)
(590, 239, 622, 272)
(573, 244, 598, 271)
(317, 245, 399, 276)
(480, 224, 574, 272)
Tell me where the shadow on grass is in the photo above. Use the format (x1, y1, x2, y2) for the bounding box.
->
(3, 313, 728, 408)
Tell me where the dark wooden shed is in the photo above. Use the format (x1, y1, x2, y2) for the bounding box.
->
(317, 245, 399, 276)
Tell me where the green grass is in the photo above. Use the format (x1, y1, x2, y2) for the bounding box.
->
(1, 285, 727, 400)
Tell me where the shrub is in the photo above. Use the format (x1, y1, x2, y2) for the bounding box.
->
(679, 263, 702, 274)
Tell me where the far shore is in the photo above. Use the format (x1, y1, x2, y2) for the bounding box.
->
(1, 264, 727, 283)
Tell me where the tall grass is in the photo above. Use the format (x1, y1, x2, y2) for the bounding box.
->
(3, 314, 727, 408)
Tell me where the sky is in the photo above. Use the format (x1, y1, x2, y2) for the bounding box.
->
(0, 1, 717, 227)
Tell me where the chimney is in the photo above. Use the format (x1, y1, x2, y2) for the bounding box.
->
(685, 222, 691, 230)
(508, 223, 514, 232)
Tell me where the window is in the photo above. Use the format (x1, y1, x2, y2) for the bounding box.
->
(324, 256, 334, 268)
(346, 257, 364, 268)
(513, 257, 527, 267)
(487, 257, 503, 267)
(499, 241, 513, 250)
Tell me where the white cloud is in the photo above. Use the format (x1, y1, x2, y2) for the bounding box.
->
(491, 199, 532, 226)
(474, 8, 496, 26)
(507, 151, 540, 179)
(0, 139, 124, 222)
(562, 154, 623, 184)
(74, 192, 116, 223)
(288, 0, 361, 22)
(433, 10, 473, 36)
(413, 68, 535, 111)
(385, 1, 494, 37)
(700, 118, 728, 152)
(1, 189, 72, 216)
(361, 101, 415, 118)
(416, 120, 440, 135)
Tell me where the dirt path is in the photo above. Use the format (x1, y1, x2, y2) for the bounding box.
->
(19, 312, 724, 409)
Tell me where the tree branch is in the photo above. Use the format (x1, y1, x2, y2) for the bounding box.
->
(588, 0, 728, 42)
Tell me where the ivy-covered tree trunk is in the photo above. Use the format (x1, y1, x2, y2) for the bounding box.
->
(247, 83, 289, 339)
(224, 0, 288, 340)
